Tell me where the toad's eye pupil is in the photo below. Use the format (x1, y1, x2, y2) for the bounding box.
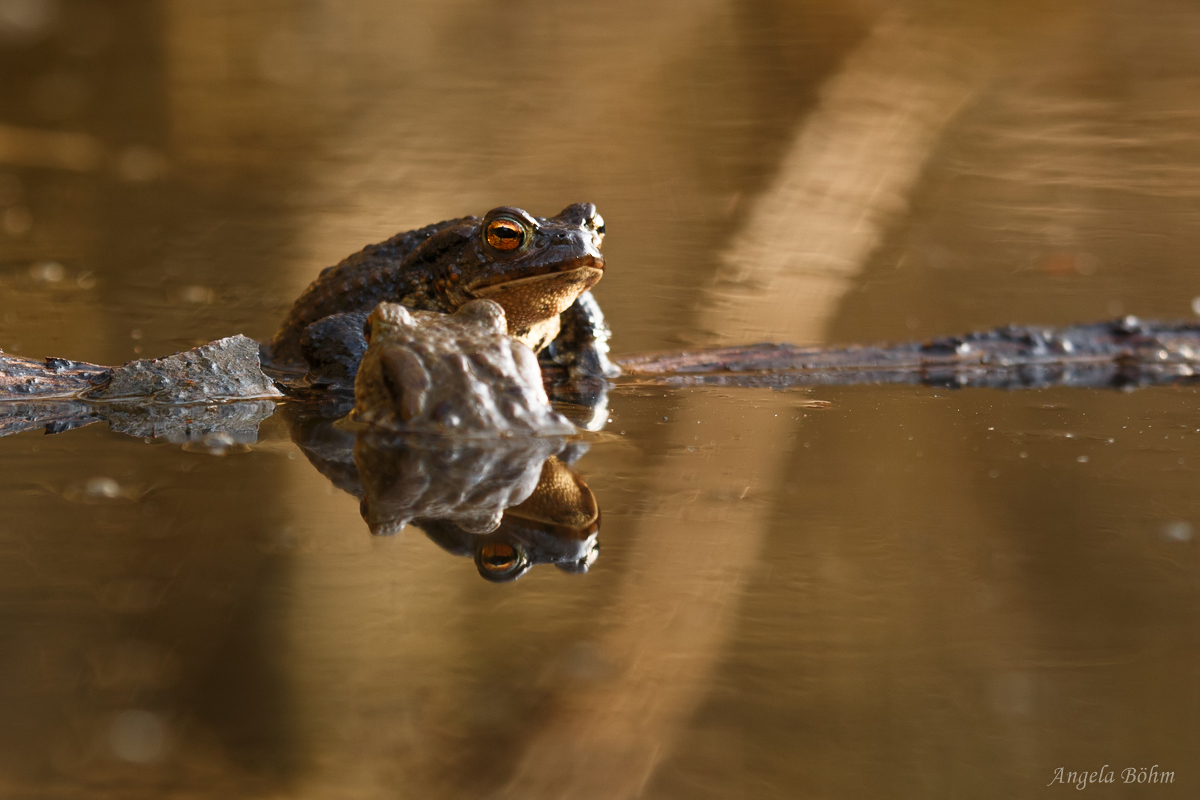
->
(486, 220, 525, 251)
(480, 542, 517, 570)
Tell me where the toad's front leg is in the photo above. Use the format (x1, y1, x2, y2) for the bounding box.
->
(542, 291, 621, 379)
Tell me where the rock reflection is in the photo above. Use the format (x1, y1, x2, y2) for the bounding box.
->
(0, 397, 277, 442)
(286, 403, 600, 582)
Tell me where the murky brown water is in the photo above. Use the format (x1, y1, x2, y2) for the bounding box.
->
(2, 1, 1200, 797)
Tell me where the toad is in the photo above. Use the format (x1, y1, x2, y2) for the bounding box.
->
(265, 203, 619, 382)
(351, 299, 575, 437)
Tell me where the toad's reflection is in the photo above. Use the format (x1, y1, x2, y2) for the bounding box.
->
(406, 453, 600, 582)
(285, 406, 601, 581)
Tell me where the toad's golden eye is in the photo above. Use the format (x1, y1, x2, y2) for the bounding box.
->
(485, 218, 525, 251)
(479, 542, 519, 572)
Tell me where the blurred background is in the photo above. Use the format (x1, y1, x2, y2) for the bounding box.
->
(1, 0, 1200, 797)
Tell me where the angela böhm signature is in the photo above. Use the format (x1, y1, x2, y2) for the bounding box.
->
(1047, 765, 1174, 789)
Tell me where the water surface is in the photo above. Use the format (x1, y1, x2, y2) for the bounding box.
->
(1, 1, 1199, 797)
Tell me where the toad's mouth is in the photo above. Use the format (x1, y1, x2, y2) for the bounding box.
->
(465, 255, 604, 296)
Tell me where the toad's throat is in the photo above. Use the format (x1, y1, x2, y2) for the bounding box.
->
(466, 260, 604, 349)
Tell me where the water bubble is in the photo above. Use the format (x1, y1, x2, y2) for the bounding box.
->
(2, 206, 32, 237)
(1076, 455, 1088, 463)
(1162, 520, 1194, 542)
(84, 476, 120, 498)
(29, 261, 64, 282)
(76, 270, 96, 289)
(64, 476, 134, 503)
(181, 285, 214, 304)
(180, 431, 251, 456)
(108, 709, 165, 763)
(1192, 297, 1200, 317)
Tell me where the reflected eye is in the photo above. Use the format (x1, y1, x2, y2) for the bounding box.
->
(594, 214, 605, 235)
(362, 317, 374, 342)
(485, 218, 526, 251)
(479, 542, 519, 572)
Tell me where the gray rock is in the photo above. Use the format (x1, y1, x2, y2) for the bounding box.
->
(84, 335, 282, 404)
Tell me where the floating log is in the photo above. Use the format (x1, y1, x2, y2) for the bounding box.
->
(609, 317, 1200, 390)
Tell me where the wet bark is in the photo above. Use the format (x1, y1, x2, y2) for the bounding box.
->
(0, 354, 109, 400)
(605, 317, 1200, 390)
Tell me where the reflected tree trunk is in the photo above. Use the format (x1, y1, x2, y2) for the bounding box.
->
(496, 13, 999, 800)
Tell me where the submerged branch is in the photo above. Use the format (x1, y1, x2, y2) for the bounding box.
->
(608, 317, 1200, 390)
